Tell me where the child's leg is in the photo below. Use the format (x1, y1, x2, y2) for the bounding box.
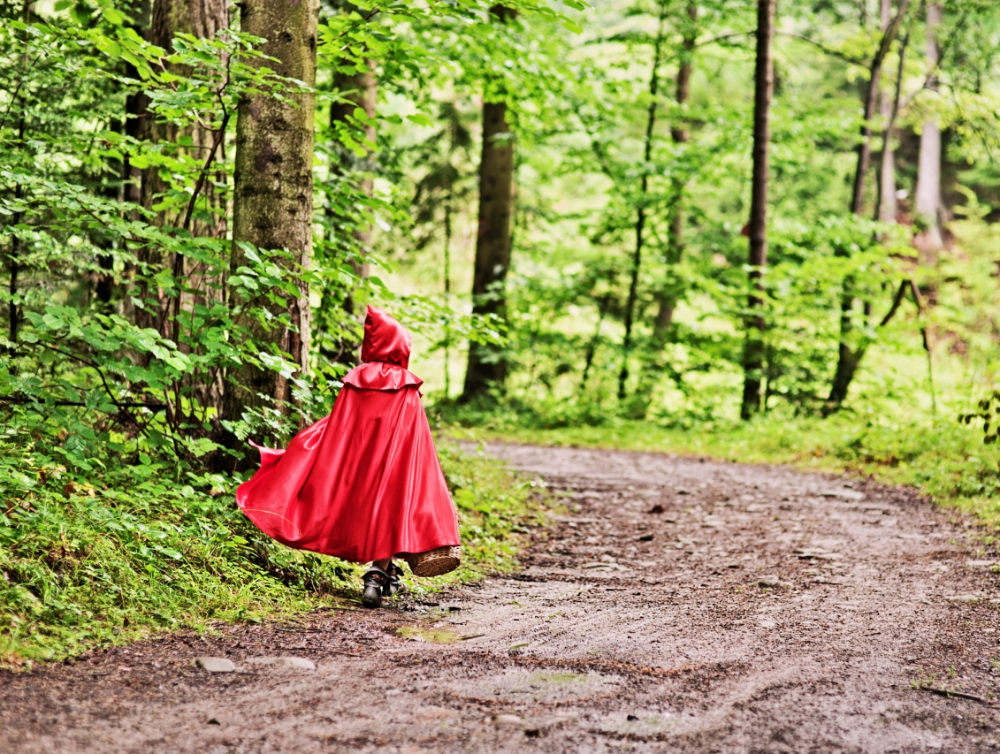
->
(373, 558, 390, 571)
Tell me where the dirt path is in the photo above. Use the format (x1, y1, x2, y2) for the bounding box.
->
(4, 444, 1000, 753)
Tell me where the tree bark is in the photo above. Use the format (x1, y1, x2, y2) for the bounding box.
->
(825, 0, 910, 415)
(740, 0, 776, 420)
(914, 1, 943, 252)
(223, 0, 318, 444)
(462, 5, 516, 402)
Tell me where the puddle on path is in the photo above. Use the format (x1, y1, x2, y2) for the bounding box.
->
(397, 625, 461, 643)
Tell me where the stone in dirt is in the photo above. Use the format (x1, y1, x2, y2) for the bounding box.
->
(244, 657, 316, 670)
(193, 657, 236, 673)
(794, 548, 841, 561)
(493, 714, 523, 727)
(946, 594, 981, 603)
(819, 488, 865, 500)
(758, 576, 793, 589)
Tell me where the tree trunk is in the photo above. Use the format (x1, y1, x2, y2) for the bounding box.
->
(740, 0, 776, 420)
(876, 0, 898, 224)
(462, 5, 516, 402)
(914, 1, 943, 252)
(617, 0, 669, 403)
(653, 1, 697, 338)
(223, 0, 318, 447)
(825, 0, 910, 414)
(135, 0, 229, 336)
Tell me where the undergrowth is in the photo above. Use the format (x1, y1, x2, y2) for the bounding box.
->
(0, 438, 542, 665)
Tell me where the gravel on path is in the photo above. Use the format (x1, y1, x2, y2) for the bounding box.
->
(3, 443, 1000, 753)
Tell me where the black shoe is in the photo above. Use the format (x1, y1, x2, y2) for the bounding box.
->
(362, 567, 389, 608)
(385, 561, 407, 597)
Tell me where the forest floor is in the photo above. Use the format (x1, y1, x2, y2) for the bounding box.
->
(3, 444, 1000, 753)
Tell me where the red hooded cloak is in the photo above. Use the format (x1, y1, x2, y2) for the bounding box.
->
(236, 306, 460, 564)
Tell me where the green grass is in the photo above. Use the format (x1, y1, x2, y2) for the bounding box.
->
(0, 438, 546, 665)
(448, 413, 1000, 534)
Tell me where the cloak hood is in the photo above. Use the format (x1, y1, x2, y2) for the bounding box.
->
(361, 305, 411, 368)
(343, 306, 422, 391)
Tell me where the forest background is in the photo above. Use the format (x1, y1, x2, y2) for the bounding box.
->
(2, 0, 1000, 662)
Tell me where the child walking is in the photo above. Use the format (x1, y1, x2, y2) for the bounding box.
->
(236, 306, 461, 608)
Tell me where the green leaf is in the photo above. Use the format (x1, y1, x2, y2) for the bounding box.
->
(406, 113, 433, 127)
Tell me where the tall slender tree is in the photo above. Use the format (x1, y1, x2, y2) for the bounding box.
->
(328, 50, 377, 364)
(618, 0, 670, 402)
(740, 0, 776, 420)
(134, 0, 229, 336)
(824, 0, 910, 414)
(462, 4, 516, 401)
(877, 0, 899, 225)
(330, 58, 376, 276)
(914, 1, 944, 253)
(223, 0, 318, 444)
(652, 1, 698, 340)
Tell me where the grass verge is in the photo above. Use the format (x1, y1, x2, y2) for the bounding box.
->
(447, 414, 1000, 536)
(0, 439, 544, 665)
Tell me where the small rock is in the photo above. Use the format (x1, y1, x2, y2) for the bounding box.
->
(819, 489, 864, 500)
(946, 594, 981, 603)
(207, 718, 220, 725)
(636, 533, 654, 542)
(627, 714, 639, 721)
(245, 656, 315, 670)
(194, 657, 236, 673)
(758, 576, 792, 589)
(524, 728, 541, 738)
(794, 548, 841, 561)
(647, 504, 666, 514)
(494, 714, 523, 728)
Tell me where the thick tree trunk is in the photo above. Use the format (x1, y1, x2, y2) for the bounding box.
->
(740, 0, 775, 420)
(914, 1, 943, 252)
(462, 5, 516, 402)
(223, 0, 318, 443)
(134, 0, 228, 336)
(825, 0, 910, 415)
(877, 0, 898, 224)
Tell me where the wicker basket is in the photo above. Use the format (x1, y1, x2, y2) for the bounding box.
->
(402, 546, 462, 577)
